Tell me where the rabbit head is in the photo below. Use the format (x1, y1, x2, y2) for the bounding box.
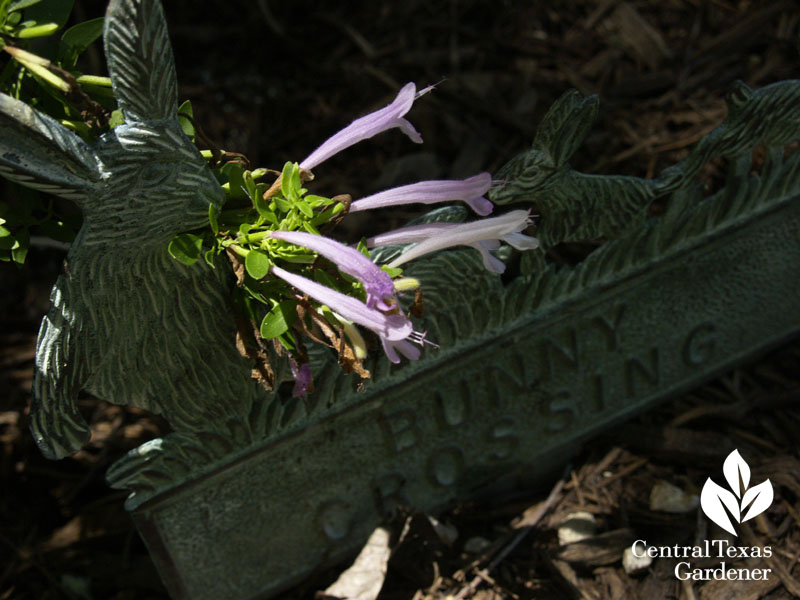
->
(0, 0, 224, 249)
(489, 90, 599, 205)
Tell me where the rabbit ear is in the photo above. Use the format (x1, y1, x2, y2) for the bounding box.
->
(104, 0, 177, 122)
(533, 90, 599, 167)
(0, 94, 101, 202)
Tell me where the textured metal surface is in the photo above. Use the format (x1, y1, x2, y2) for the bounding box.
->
(0, 0, 799, 597)
(138, 192, 800, 599)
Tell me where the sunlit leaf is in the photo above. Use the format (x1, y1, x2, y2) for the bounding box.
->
(295, 199, 313, 218)
(253, 194, 277, 224)
(11, 243, 27, 263)
(177, 99, 194, 138)
(59, 16, 103, 66)
(203, 247, 216, 268)
(16, 21, 58, 38)
(221, 162, 247, 200)
(245, 249, 271, 280)
(280, 161, 294, 200)
(208, 203, 219, 235)
(108, 109, 124, 129)
(168, 233, 203, 266)
(260, 300, 298, 339)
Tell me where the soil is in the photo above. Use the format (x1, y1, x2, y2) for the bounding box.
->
(2, 1, 800, 599)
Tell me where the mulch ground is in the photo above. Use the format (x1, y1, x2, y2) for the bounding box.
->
(2, 1, 800, 598)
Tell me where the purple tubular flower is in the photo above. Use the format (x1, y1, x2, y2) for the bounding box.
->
(290, 361, 312, 398)
(371, 210, 538, 274)
(300, 83, 422, 171)
(382, 338, 421, 363)
(348, 173, 494, 216)
(271, 265, 423, 363)
(270, 230, 396, 310)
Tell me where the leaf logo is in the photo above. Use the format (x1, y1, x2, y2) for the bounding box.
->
(700, 450, 773, 536)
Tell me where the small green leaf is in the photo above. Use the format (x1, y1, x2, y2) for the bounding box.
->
(260, 300, 298, 339)
(244, 249, 271, 279)
(280, 161, 294, 199)
(278, 329, 296, 352)
(60, 119, 90, 140)
(208, 203, 219, 235)
(108, 109, 124, 129)
(274, 197, 292, 213)
(59, 16, 103, 66)
(204, 247, 216, 267)
(168, 233, 203, 266)
(0, 224, 10, 237)
(290, 163, 302, 193)
(319, 305, 343, 329)
(243, 170, 257, 199)
(10, 227, 28, 263)
(295, 199, 313, 218)
(253, 194, 277, 224)
(9, 0, 43, 11)
(221, 162, 246, 200)
(311, 202, 345, 226)
(305, 194, 333, 207)
(381, 265, 403, 278)
(301, 220, 320, 235)
(177, 99, 194, 138)
(16, 21, 58, 37)
(11, 243, 28, 264)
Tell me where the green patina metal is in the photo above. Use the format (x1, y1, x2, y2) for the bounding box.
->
(0, 0, 798, 598)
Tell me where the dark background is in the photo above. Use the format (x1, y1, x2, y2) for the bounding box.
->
(2, 1, 800, 598)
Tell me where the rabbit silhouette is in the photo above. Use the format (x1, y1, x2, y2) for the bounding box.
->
(489, 90, 671, 247)
(0, 0, 269, 472)
(665, 79, 800, 184)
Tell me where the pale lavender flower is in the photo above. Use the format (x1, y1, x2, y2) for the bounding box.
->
(371, 210, 538, 274)
(271, 230, 395, 310)
(271, 265, 425, 363)
(383, 338, 421, 363)
(290, 360, 312, 398)
(300, 82, 423, 171)
(349, 173, 494, 216)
